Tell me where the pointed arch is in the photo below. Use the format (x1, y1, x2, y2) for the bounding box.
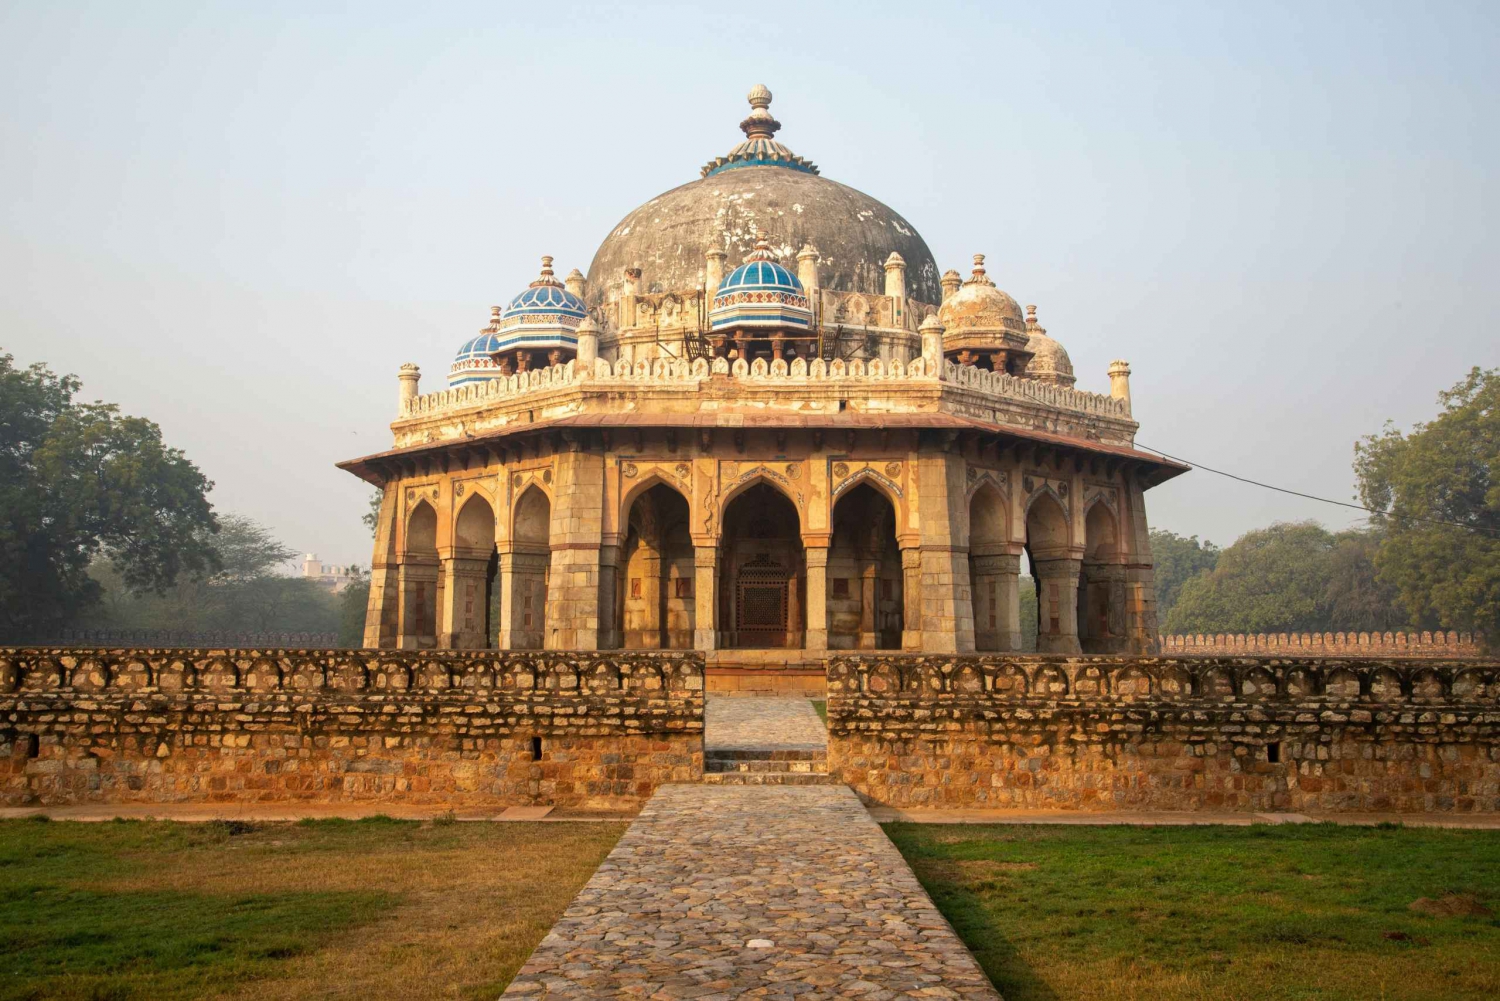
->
(720, 480, 806, 649)
(405, 499, 438, 557)
(717, 468, 803, 529)
(512, 484, 552, 546)
(828, 482, 903, 649)
(455, 493, 497, 552)
(620, 481, 695, 650)
(831, 467, 907, 538)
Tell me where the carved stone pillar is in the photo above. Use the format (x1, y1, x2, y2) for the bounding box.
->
(597, 543, 620, 650)
(693, 545, 720, 651)
(396, 559, 438, 650)
(1033, 556, 1083, 654)
(497, 546, 548, 650)
(804, 545, 829, 651)
(901, 547, 923, 651)
(438, 556, 492, 649)
(970, 551, 1021, 651)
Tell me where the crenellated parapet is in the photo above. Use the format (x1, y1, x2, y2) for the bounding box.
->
(397, 353, 1131, 432)
(1, 647, 705, 809)
(0, 647, 704, 699)
(1160, 630, 1486, 658)
(826, 653, 1500, 705)
(825, 653, 1500, 812)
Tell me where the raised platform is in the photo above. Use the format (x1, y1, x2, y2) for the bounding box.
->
(704, 649, 828, 694)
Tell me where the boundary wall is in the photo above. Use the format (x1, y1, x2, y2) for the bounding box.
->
(827, 654, 1500, 813)
(0, 648, 703, 810)
(1159, 630, 1484, 658)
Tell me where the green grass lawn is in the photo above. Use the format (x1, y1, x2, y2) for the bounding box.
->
(0, 816, 623, 1001)
(811, 699, 827, 723)
(887, 822, 1500, 1001)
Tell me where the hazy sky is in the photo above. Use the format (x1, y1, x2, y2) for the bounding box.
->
(3, 0, 1496, 567)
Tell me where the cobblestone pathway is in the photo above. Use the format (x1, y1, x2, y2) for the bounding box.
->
(705, 695, 828, 752)
(502, 784, 1001, 1000)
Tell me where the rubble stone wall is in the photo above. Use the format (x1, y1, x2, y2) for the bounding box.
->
(827, 654, 1500, 813)
(0, 648, 704, 810)
(1159, 630, 1484, 658)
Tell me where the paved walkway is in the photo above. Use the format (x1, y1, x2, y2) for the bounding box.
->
(705, 695, 827, 752)
(502, 784, 1001, 1000)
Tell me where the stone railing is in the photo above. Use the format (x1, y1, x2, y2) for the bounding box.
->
(35, 628, 339, 649)
(827, 653, 1498, 704)
(401, 354, 1129, 421)
(1159, 630, 1485, 658)
(824, 653, 1500, 813)
(1, 648, 705, 809)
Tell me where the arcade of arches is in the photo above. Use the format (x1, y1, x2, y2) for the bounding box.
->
(360, 430, 1162, 658)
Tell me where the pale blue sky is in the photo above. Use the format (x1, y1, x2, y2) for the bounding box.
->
(2, 0, 1496, 566)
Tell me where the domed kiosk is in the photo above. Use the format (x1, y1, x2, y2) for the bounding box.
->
(342, 84, 1188, 683)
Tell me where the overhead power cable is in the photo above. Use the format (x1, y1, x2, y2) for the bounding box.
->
(1132, 441, 1499, 539)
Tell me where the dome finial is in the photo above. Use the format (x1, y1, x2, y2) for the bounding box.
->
(530, 256, 562, 288)
(966, 253, 995, 287)
(741, 85, 780, 140)
(744, 230, 776, 264)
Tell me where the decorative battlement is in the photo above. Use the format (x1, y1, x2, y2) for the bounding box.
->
(399, 354, 1131, 422)
(1159, 631, 1486, 658)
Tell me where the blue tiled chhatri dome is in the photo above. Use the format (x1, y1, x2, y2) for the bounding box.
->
(449, 256, 587, 387)
(709, 235, 813, 333)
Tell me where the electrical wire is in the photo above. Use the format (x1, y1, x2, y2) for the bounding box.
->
(1133, 441, 1500, 538)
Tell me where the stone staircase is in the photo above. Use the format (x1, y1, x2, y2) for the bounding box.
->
(702, 748, 838, 786)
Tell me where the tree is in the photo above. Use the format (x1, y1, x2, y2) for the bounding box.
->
(339, 567, 371, 647)
(1164, 521, 1406, 635)
(1148, 529, 1220, 624)
(1356, 367, 1500, 643)
(84, 515, 340, 635)
(363, 489, 383, 537)
(0, 353, 219, 641)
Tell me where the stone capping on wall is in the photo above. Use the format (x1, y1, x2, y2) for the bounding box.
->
(400, 353, 1128, 421)
(1159, 630, 1485, 658)
(0, 647, 705, 705)
(825, 653, 1500, 705)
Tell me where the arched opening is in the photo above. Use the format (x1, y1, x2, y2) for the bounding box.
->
(401, 500, 439, 648)
(829, 483, 903, 649)
(719, 482, 805, 649)
(1079, 501, 1126, 653)
(1025, 491, 1080, 654)
(968, 483, 1017, 651)
(452, 494, 498, 648)
(619, 483, 695, 649)
(506, 486, 551, 650)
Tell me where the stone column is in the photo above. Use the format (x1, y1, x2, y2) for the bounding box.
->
(970, 551, 1021, 652)
(901, 547, 923, 651)
(693, 545, 720, 650)
(858, 567, 878, 649)
(438, 556, 492, 649)
(1033, 557, 1083, 654)
(597, 543, 620, 650)
(396, 559, 438, 649)
(544, 449, 606, 650)
(804, 545, 829, 651)
(364, 485, 401, 649)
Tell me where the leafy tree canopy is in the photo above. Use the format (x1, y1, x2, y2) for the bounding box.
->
(1355, 367, 1500, 640)
(88, 515, 339, 635)
(1148, 529, 1220, 624)
(1164, 521, 1405, 635)
(0, 353, 219, 641)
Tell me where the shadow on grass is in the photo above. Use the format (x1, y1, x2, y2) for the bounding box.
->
(0, 884, 393, 1000)
(921, 876, 1061, 1001)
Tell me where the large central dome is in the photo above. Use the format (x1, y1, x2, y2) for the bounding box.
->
(585, 86, 941, 308)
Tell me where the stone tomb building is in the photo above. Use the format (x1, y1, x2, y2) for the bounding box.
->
(340, 86, 1187, 684)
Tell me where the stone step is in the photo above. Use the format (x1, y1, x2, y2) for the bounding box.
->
(705, 748, 827, 762)
(704, 758, 824, 774)
(700, 771, 842, 786)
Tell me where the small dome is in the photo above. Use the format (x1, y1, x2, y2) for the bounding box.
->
(937, 255, 1024, 335)
(709, 234, 813, 334)
(449, 331, 509, 387)
(1023, 305, 1075, 387)
(500, 257, 587, 324)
